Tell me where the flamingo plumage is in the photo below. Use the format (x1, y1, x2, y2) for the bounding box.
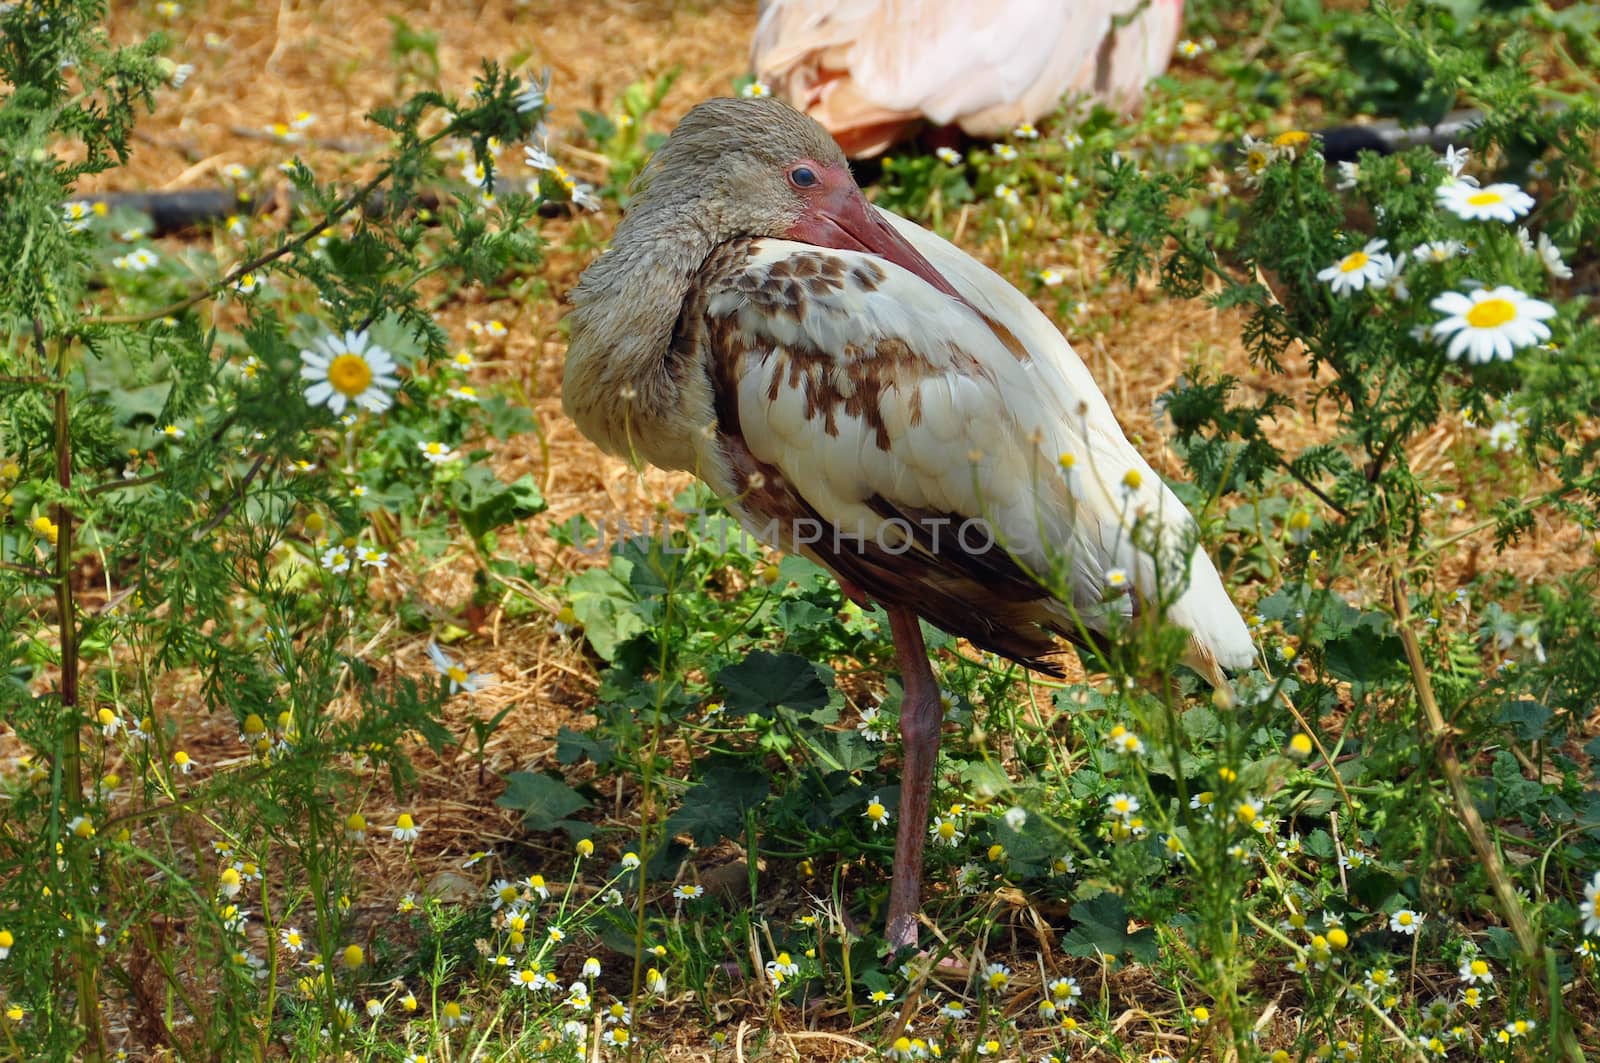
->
(751, 0, 1186, 157)
(564, 97, 1253, 948)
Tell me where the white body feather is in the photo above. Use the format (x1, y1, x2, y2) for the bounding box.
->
(693, 207, 1254, 672)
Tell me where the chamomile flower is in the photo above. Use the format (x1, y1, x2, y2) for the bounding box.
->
(1579, 870, 1600, 935)
(929, 815, 965, 846)
(1236, 134, 1276, 186)
(1436, 179, 1535, 223)
(1105, 723, 1143, 756)
(1105, 792, 1140, 818)
(992, 144, 1019, 162)
(856, 705, 888, 742)
(863, 795, 891, 830)
(1105, 567, 1130, 591)
(299, 330, 400, 415)
(765, 952, 799, 986)
(672, 884, 704, 902)
(279, 927, 304, 953)
(994, 183, 1020, 208)
(514, 68, 550, 112)
(427, 641, 484, 694)
(1318, 238, 1392, 296)
(417, 440, 457, 464)
(1458, 956, 1494, 985)
(1013, 122, 1039, 140)
(63, 201, 94, 231)
(488, 879, 520, 910)
(1430, 285, 1556, 364)
(739, 80, 771, 99)
(983, 962, 1011, 992)
(320, 546, 353, 574)
(1176, 38, 1203, 59)
(358, 546, 388, 569)
(1039, 267, 1066, 287)
(935, 146, 962, 165)
(1415, 239, 1466, 264)
(392, 813, 419, 843)
(1529, 230, 1572, 279)
(115, 248, 159, 272)
(1389, 909, 1422, 935)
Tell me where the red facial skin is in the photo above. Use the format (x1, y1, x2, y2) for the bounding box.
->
(782, 160, 965, 302)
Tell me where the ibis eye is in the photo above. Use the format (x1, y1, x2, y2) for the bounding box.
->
(789, 166, 818, 189)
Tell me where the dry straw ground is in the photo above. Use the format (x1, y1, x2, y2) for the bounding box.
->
(70, 0, 1596, 1053)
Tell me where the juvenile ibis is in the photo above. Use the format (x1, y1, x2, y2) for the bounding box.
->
(564, 97, 1253, 949)
(752, 0, 1186, 157)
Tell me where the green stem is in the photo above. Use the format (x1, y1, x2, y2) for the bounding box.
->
(42, 317, 102, 1060)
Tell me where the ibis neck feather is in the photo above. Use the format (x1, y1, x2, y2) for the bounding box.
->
(563, 207, 717, 470)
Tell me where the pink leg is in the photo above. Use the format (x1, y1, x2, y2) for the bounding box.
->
(884, 606, 944, 951)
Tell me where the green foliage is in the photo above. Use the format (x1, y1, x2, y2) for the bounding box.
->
(0, 3, 561, 1058)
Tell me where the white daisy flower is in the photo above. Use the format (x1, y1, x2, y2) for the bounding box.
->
(739, 80, 771, 99)
(1581, 870, 1600, 936)
(1039, 267, 1066, 287)
(427, 640, 484, 694)
(1532, 231, 1571, 280)
(524, 143, 557, 173)
(1430, 285, 1556, 364)
(992, 144, 1019, 162)
(299, 330, 400, 415)
(321, 546, 352, 574)
(1176, 38, 1203, 59)
(1436, 179, 1534, 223)
(1389, 909, 1422, 935)
(1487, 419, 1520, 452)
(513, 68, 550, 113)
(1442, 144, 1473, 180)
(1415, 239, 1466, 264)
(1334, 160, 1360, 190)
(1317, 238, 1393, 296)
(418, 441, 457, 464)
(934, 146, 961, 165)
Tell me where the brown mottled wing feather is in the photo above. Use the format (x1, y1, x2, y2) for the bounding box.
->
(676, 238, 1078, 674)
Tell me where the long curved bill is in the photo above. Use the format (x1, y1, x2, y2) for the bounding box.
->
(787, 170, 966, 303)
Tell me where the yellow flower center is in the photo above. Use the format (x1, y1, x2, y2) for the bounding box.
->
(1466, 190, 1503, 206)
(1339, 251, 1368, 273)
(447, 665, 468, 684)
(1465, 298, 1516, 329)
(326, 353, 373, 398)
